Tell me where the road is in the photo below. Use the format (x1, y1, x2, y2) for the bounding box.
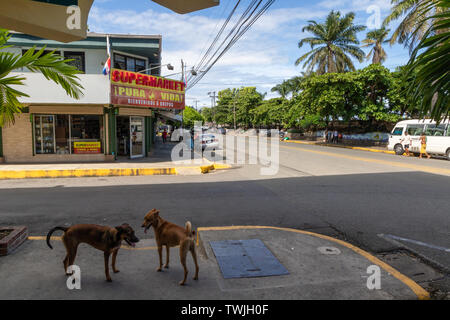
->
(0, 139, 449, 294)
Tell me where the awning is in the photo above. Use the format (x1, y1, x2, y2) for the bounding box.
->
(157, 111, 183, 122)
(0, 0, 93, 43)
(152, 0, 219, 14)
(0, 1, 220, 43)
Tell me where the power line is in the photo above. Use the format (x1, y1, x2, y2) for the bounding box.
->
(186, 0, 276, 91)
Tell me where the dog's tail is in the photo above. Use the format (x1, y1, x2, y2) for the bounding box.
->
(185, 221, 195, 237)
(46, 226, 68, 249)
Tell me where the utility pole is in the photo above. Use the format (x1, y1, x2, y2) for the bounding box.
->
(208, 91, 217, 108)
(233, 89, 239, 130)
(208, 91, 218, 126)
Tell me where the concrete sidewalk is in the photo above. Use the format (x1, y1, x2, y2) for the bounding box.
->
(0, 140, 231, 179)
(0, 225, 429, 300)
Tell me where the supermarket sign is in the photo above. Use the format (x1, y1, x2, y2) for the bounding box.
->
(73, 141, 101, 154)
(110, 68, 185, 110)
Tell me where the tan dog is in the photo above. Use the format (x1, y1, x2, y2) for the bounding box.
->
(46, 223, 139, 282)
(141, 209, 199, 285)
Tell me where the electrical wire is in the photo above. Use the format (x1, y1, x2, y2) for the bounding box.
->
(186, 0, 276, 90)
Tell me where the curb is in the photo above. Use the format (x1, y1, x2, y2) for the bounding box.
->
(195, 225, 430, 300)
(283, 139, 395, 155)
(0, 164, 232, 180)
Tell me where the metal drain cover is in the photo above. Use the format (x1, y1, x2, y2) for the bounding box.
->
(209, 239, 289, 279)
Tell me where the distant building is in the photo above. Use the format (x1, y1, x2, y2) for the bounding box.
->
(0, 32, 184, 163)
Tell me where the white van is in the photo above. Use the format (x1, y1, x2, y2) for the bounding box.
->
(388, 119, 450, 160)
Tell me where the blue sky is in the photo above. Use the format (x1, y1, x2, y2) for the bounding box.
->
(88, 0, 411, 109)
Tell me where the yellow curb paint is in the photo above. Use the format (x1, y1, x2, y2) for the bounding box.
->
(283, 140, 395, 154)
(281, 144, 450, 176)
(0, 167, 177, 180)
(196, 225, 430, 300)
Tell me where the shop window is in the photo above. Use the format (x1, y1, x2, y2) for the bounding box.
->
(64, 51, 85, 72)
(114, 53, 146, 73)
(71, 115, 103, 154)
(33, 114, 103, 155)
(114, 54, 126, 70)
(135, 59, 146, 73)
(34, 115, 55, 154)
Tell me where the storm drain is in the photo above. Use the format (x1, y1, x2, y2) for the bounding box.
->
(209, 239, 289, 279)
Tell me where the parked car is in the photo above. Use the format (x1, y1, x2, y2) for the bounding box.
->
(196, 133, 219, 151)
(217, 127, 226, 135)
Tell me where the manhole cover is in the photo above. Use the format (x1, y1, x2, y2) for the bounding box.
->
(209, 239, 289, 279)
(317, 246, 341, 255)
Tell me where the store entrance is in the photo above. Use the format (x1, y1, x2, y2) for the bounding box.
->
(116, 116, 145, 158)
(116, 116, 130, 157)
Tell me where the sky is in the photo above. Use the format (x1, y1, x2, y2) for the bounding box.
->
(87, 0, 411, 109)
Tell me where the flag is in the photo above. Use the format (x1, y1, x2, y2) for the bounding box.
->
(102, 35, 111, 75)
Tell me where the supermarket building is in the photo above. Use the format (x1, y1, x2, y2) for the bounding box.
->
(0, 32, 184, 163)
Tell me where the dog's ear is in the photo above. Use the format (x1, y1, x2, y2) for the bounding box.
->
(115, 225, 124, 234)
(153, 209, 159, 217)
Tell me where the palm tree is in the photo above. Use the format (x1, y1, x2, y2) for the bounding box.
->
(362, 27, 391, 64)
(270, 82, 290, 99)
(295, 11, 366, 74)
(0, 29, 83, 126)
(383, 0, 443, 51)
(406, 0, 449, 121)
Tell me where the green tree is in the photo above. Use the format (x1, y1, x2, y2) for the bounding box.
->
(200, 107, 214, 123)
(252, 98, 289, 128)
(406, 0, 449, 121)
(295, 11, 366, 74)
(182, 106, 204, 128)
(270, 82, 290, 99)
(0, 29, 83, 126)
(362, 27, 390, 64)
(383, 0, 444, 51)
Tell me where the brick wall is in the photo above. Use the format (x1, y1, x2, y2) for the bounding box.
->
(2, 113, 33, 162)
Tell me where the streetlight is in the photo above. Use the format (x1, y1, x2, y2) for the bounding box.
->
(137, 63, 174, 74)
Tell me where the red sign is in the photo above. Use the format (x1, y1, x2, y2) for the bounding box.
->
(110, 68, 185, 109)
(73, 141, 102, 154)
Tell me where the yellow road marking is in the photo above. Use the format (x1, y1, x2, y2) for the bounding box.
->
(281, 144, 450, 176)
(196, 225, 430, 300)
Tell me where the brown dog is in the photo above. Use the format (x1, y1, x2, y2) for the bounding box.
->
(141, 209, 199, 285)
(46, 223, 139, 282)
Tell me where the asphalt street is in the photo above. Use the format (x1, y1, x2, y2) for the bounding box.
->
(0, 140, 449, 296)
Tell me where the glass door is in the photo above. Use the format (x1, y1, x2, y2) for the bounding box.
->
(34, 115, 55, 154)
(130, 116, 145, 158)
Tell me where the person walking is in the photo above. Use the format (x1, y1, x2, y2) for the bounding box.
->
(162, 129, 167, 144)
(333, 130, 338, 144)
(419, 133, 431, 159)
(400, 130, 412, 156)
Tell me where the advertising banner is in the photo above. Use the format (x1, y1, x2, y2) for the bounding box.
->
(73, 141, 101, 154)
(110, 68, 185, 110)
